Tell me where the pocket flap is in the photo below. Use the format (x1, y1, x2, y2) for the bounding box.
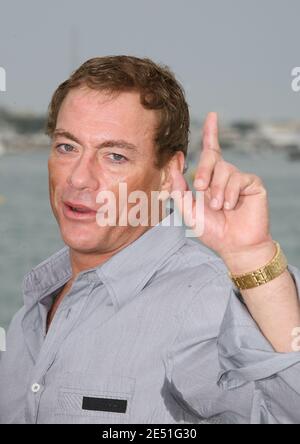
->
(55, 372, 135, 423)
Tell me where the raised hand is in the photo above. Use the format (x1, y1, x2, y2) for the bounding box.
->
(171, 112, 273, 268)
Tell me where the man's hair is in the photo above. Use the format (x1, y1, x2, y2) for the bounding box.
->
(46, 55, 190, 168)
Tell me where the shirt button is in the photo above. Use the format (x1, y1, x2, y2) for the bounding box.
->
(31, 383, 41, 393)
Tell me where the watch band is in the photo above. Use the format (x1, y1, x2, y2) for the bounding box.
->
(229, 241, 288, 290)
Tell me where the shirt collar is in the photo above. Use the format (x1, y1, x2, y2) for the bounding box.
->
(97, 210, 186, 310)
(22, 210, 187, 311)
(22, 246, 72, 309)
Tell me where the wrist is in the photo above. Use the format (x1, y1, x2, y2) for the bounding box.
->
(221, 238, 276, 275)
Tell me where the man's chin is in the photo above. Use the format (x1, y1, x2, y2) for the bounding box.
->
(60, 228, 105, 254)
(63, 240, 104, 255)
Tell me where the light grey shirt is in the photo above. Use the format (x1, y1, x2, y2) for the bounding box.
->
(1, 212, 300, 424)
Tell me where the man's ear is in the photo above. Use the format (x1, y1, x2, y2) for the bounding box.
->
(159, 151, 186, 193)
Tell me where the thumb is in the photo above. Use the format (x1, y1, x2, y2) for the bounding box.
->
(170, 170, 198, 229)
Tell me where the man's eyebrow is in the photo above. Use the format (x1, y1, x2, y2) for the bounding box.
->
(53, 130, 81, 144)
(98, 140, 138, 151)
(53, 129, 138, 151)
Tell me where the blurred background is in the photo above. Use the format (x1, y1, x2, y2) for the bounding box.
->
(0, 0, 300, 329)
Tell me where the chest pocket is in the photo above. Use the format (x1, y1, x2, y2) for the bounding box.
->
(55, 372, 135, 424)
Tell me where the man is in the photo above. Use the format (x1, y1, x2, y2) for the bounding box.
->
(0, 56, 300, 424)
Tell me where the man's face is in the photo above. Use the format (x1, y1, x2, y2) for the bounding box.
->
(48, 87, 166, 255)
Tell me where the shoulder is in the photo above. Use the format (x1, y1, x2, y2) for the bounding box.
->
(155, 236, 232, 293)
(147, 237, 234, 329)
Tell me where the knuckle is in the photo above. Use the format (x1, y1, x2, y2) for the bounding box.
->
(215, 159, 224, 168)
(214, 159, 232, 174)
(211, 184, 224, 197)
(254, 175, 264, 186)
(230, 171, 243, 182)
(247, 173, 257, 181)
(222, 160, 235, 170)
(214, 158, 230, 176)
(246, 173, 264, 188)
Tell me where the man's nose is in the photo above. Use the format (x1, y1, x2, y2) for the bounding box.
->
(67, 153, 100, 191)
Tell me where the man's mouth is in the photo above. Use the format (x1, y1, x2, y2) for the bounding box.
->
(63, 201, 98, 221)
(69, 206, 91, 213)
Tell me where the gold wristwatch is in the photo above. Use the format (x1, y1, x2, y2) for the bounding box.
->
(229, 241, 288, 290)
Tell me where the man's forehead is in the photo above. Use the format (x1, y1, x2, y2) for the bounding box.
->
(56, 88, 158, 141)
(61, 87, 145, 114)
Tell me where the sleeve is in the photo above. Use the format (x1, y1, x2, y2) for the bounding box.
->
(164, 269, 257, 424)
(217, 264, 300, 424)
(165, 265, 300, 424)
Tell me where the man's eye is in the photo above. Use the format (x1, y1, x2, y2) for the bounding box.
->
(55, 143, 75, 153)
(108, 153, 128, 163)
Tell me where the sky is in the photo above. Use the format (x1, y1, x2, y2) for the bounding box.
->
(0, 0, 300, 122)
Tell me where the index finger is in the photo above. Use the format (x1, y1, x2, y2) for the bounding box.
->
(193, 112, 222, 189)
(202, 112, 221, 154)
